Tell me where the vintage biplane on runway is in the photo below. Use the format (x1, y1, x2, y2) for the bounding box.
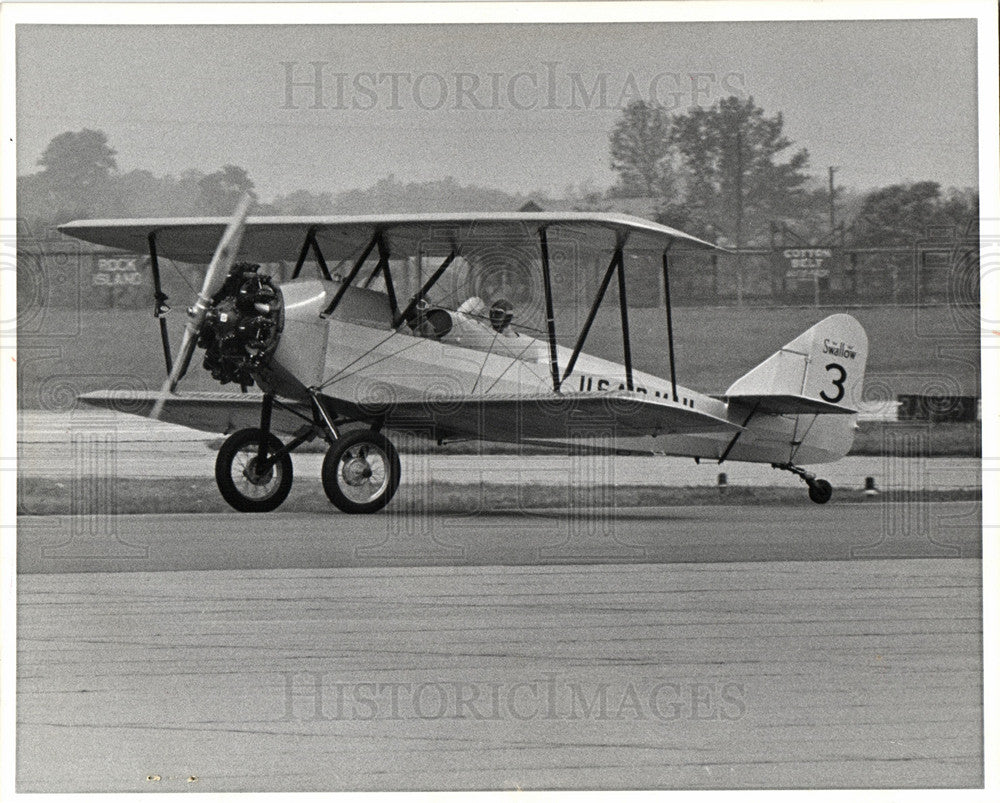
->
(60, 197, 869, 513)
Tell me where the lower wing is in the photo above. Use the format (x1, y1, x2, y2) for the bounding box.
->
(79, 388, 740, 442)
(77, 389, 309, 435)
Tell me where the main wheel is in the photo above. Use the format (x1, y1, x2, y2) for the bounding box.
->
(808, 478, 833, 505)
(215, 428, 293, 512)
(322, 430, 401, 514)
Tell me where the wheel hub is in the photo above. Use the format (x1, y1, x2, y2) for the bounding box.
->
(342, 456, 373, 486)
(243, 456, 275, 486)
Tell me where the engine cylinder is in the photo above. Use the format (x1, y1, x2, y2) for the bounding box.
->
(198, 263, 284, 388)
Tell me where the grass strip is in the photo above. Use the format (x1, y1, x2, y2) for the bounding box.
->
(18, 477, 979, 517)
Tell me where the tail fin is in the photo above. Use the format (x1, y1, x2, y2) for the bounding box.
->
(725, 314, 868, 415)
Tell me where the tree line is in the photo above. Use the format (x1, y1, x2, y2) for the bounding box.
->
(16, 129, 552, 237)
(17, 98, 979, 252)
(606, 96, 978, 249)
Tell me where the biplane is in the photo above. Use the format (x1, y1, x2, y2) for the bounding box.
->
(59, 197, 868, 513)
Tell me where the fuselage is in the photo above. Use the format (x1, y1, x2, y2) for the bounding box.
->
(257, 278, 854, 465)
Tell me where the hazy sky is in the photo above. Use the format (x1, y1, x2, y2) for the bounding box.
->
(16, 19, 979, 199)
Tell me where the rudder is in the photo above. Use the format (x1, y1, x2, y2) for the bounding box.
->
(723, 314, 868, 464)
(725, 313, 868, 414)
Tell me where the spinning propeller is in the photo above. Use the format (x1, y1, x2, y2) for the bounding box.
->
(150, 192, 253, 420)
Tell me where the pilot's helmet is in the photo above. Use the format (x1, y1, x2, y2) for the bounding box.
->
(489, 299, 514, 333)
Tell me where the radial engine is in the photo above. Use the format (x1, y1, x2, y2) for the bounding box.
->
(197, 263, 284, 389)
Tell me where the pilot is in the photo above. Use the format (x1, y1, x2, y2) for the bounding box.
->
(456, 296, 516, 336)
(408, 296, 517, 342)
(489, 299, 514, 334)
(408, 300, 453, 339)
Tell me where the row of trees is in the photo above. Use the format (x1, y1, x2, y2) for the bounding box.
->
(15, 129, 547, 235)
(17, 105, 979, 252)
(607, 96, 978, 249)
(612, 96, 809, 245)
(17, 130, 261, 228)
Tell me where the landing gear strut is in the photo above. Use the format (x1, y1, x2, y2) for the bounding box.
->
(215, 393, 301, 513)
(214, 391, 402, 514)
(772, 463, 833, 505)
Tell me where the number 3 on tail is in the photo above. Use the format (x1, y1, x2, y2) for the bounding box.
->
(820, 362, 847, 403)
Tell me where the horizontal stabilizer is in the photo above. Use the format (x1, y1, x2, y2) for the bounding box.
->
(719, 393, 857, 415)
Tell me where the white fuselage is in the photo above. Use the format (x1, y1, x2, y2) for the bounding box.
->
(267, 279, 854, 465)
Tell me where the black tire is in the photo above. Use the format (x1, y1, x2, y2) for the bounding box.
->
(322, 430, 401, 514)
(215, 428, 293, 512)
(808, 478, 833, 505)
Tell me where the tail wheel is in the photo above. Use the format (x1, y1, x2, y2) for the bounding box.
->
(808, 479, 833, 505)
(322, 430, 401, 514)
(215, 427, 293, 512)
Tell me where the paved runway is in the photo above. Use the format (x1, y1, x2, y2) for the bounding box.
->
(16, 504, 983, 792)
(15, 410, 983, 490)
(17, 503, 982, 574)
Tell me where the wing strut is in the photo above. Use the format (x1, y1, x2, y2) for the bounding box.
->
(360, 233, 400, 323)
(718, 399, 760, 464)
(616, 239, 634, 392)
(378, 234, 400, 323)
(361, 240, 384, 289)
(291, 229, 312, 279)
(538, 227, 561, 392)
(291, 227, 332, 281)
(147, 231, 172, 375)
(561, 245, 622, 384)
(662, 246, 678, 402)
(320, 233, 378, 318)
(312, 230, 332, 280)
(393, 250, 456, 328)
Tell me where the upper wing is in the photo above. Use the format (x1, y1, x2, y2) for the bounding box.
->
(58, 211, 721, 264)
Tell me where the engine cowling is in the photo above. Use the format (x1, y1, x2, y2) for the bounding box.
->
(198, 263, 284, 388)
